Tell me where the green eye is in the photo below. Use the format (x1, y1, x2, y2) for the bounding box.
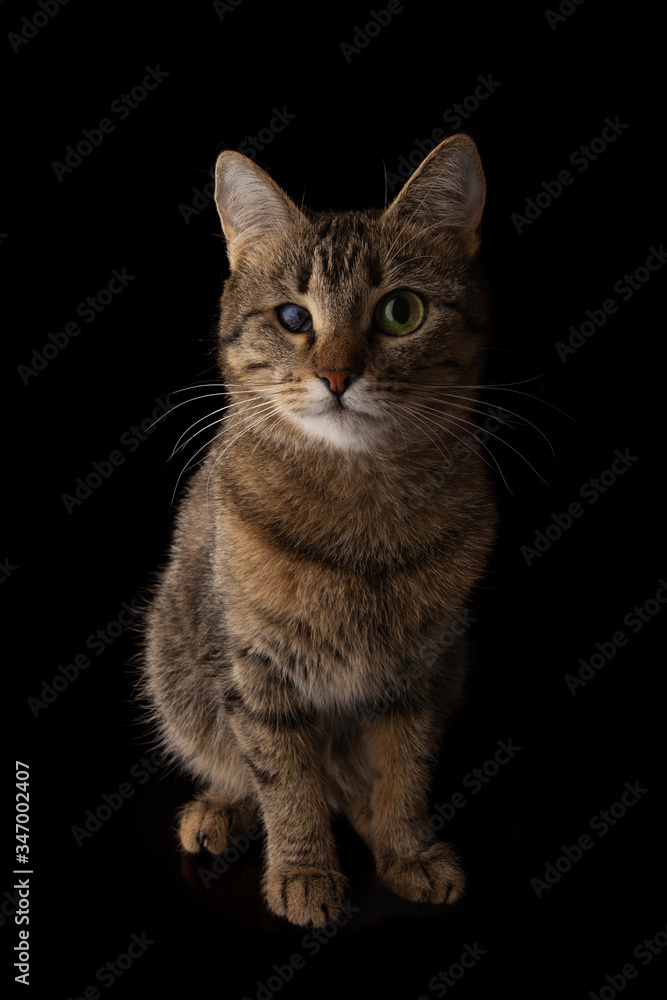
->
(374, 289, 425, 336)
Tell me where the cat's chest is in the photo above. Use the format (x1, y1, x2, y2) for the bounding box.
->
(223, 549, 437, 712)
(218, 464, 446, 597)
(219, 445, 435, 555)
(208, 446, 491, 708)
(215, 500, 467, 706)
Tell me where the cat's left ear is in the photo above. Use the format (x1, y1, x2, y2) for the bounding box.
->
(214, 151, 306, 270)
(385, 134, 486, 255)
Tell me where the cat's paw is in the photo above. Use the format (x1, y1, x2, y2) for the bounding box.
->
(178, 795, 255, 854)
(264, 866, 349, 928)
(377, 841, 466, 905)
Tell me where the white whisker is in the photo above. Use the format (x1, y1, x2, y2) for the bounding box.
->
(409, 400, 548, 489)
(170, 427, 228, 508)
(405, 399, 513, 492)
(141, 390, 227, 434)
(170, 397, 279, 459)
(389, 400, 454, 464)
(205, 404, 283, 512)
(412, 378, 579, 424)
(410, 389, 556, 459)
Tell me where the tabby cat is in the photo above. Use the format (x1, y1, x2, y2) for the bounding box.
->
(142, 134, 497, 927)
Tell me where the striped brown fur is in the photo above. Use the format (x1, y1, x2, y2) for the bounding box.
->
(141, 135, 497, 926)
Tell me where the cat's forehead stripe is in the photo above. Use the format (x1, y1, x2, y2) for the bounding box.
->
(310, 215, 382, 290)
(296, 264, 312, 295)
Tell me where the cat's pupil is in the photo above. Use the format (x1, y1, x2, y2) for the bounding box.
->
(277, 303, 312, 333)
(391, 295, 410, 324)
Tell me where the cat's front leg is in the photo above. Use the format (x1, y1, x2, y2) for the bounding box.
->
(366, 707, 466, 906)
(226, 684, 348, 927)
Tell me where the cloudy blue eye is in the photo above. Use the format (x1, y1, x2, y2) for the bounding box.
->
(277, 303, 313, 333)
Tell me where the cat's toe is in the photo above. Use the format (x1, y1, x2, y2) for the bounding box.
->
(178, 795, 255, 854)
(378, 841, 466, 905)
(264, 867, 349, 928)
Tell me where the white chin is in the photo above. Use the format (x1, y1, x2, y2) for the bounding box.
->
(296, 407, 382, 452)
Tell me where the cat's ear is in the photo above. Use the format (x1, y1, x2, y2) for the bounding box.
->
(385, 134, 486, 253)
(214, 152, 305, 269)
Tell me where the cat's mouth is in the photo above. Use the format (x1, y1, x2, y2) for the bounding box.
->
(316, 392, 377, 421)
(285, 389, 383, 450)
(323, 395, 351, 414)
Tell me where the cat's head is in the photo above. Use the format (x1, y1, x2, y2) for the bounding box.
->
(214, 135, 490, 454)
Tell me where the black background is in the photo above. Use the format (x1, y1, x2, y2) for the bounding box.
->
(3, 1, 665, 997)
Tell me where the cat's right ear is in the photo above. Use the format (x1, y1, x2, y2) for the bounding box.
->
(385, 134, 486, 255)
(214, 152, 305, 270)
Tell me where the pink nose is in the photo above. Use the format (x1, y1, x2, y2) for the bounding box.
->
(318, 370, 356, 396)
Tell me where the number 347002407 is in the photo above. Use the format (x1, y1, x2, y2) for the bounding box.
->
(15, 763, 30, 864)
